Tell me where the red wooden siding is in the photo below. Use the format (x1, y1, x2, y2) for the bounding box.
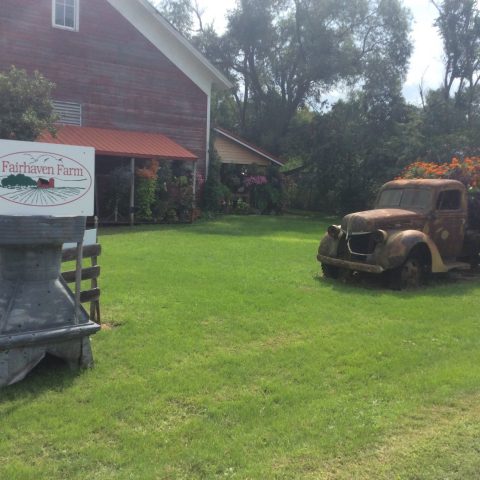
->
(0, 0, 208, 175)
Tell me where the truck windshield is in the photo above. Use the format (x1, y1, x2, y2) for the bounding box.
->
(376, 188, 433, 210)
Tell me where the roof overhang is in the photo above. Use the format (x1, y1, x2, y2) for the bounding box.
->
(107, 0, 233, 94)
(214, 128, 284, 166)
(38, 125, 197, 160)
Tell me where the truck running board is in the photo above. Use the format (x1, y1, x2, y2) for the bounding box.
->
(443, 260, 471, 271)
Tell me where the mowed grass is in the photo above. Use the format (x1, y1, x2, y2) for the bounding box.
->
(1, 215, 480, 479)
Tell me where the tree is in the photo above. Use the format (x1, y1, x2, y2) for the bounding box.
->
(216, 0, 412, 152)
(0, 66, 57, 141)
(415, 0, 480, 160)
(150, 0, 206, 38)
(432, 0, 480, 100)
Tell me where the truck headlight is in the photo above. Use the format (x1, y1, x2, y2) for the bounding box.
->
(327, 225, 341, 239)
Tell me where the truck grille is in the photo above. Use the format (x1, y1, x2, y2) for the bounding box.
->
(348, 233, 376, 255)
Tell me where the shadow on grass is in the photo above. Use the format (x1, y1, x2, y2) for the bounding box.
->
(99, 214, 333, 239)
(0, 355, 78, 405)
(316, 269, 480, 296)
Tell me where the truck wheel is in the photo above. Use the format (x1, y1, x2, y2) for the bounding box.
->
(322, 263, 340, 279)
(389, 255, 425, 290)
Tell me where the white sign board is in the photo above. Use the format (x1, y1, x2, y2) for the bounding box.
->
(0, 139, 95, 216)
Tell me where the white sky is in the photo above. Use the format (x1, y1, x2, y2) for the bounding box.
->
(199, 0, 444, 104)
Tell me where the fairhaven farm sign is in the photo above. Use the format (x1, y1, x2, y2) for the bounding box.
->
(0, 140, 95, 216)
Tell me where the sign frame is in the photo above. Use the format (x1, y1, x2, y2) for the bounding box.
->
(0, 139, 95, 216)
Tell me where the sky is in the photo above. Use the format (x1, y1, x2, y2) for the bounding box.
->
(198, 0, 445, 104)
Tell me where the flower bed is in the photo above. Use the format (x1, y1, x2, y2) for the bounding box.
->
(400, 157, 480, 227)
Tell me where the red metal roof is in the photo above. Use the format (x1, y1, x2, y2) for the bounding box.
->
(38, 125, 197, 160)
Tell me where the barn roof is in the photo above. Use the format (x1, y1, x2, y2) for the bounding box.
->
(38, 126, 197, 160)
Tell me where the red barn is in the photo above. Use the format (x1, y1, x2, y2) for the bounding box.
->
(0, 0, 231, 223)
(37, 178, 55, 189)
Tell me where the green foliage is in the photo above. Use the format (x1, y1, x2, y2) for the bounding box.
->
(209, 0, 412, 154)
(433, 0, 480, 103)
(232, 197, 251, 214)
(417, 0, 480, 161)
(151, 0, 194, 37)
(0, 66, 57, 141)
(153, 161, 173, 221)
(152, 161, 195, 223)
(135, 177, 157, 222)
(1, 174, 36, 188)
(251, 166, 285, 214)
(203, 147, 228, 212)
(290, 89, 420, 213)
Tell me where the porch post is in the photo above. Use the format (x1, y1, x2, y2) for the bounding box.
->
(193, 161, 197, 206)
(130, 157, 135, 226)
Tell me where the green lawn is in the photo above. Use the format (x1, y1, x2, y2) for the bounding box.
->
(1, 215, 480, 479)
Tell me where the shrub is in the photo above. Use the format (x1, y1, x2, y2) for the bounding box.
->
(135, 160, 159, 222)
(0, 66, 57, 141)
(400, 157, 480, 192)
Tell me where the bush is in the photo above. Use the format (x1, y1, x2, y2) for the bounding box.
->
(135, 160, 159, 222)
(204, 148, 228, 212)
(400, 157, 480, 228)
(0, 66, 57, 141)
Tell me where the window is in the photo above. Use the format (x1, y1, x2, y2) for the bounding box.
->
(376, 188, 433, 210)
(52, 101, 82, 126)
(437, 190, 461, 210)
(53, 0, 79, 31)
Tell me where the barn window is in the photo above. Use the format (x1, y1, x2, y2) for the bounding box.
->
(52, 101, 82, 126)
(52, 0, 79, 31)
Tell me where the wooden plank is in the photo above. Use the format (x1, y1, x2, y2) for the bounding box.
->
(80, 288, 101, 304)
(74, 240, 84, 325)
(62, 265, 101, 283)
(90, 218, 101, 324)
(62, 244, 101, 262)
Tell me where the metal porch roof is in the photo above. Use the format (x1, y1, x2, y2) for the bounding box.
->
(38, 125, 197, 160)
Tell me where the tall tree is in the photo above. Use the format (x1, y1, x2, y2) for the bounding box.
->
(151, 0, 206, 38)
(214, 0, 412, 152)
(432, 0, 480, 107)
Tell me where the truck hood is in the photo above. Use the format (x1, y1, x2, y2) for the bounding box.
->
(341, 208, 425, 234)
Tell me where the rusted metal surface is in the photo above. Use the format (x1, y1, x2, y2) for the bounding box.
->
(317, 255, 384, 273)
(318, 179, 480, 286)
(0, 216, 100, 388)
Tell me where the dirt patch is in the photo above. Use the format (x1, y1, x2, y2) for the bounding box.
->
(100, 322, 123, 331)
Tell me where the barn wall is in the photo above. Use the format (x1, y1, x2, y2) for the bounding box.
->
(0, 0, 208, 175)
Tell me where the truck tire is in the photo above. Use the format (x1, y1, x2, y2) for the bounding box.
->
(389, 254, 425, 290)
(321, 263, 340, 279)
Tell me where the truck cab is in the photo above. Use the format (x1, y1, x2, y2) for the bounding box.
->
(317, 179, 476, 288)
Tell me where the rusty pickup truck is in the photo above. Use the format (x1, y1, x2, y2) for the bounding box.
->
(317, 179, 480, 288)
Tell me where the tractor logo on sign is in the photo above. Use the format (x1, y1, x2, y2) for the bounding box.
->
(0, 151, 92, 207)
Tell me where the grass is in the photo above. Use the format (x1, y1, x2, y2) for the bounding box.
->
(1, 214, 480, 479)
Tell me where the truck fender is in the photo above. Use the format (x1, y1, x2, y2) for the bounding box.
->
(318, 232, 341, 258)
(380, 230, 446, 272)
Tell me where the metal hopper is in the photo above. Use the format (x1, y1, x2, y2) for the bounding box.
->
(0, 216, 101, 387)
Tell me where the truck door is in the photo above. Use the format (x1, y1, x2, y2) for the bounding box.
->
(428, 189, 466, 259)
